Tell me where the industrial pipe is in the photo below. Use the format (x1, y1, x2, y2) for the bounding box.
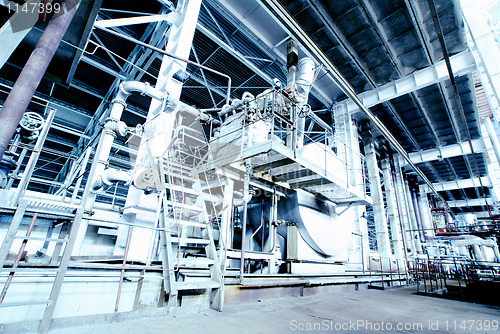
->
(0, 0, 81, 162)
(81, 81, 166, 212)
(295, 57, 315, 97)
(91, 168, 132, 193)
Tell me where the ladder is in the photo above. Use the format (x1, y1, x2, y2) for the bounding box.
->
(0, 198, 83, 333)
(152, 115, 225, 312)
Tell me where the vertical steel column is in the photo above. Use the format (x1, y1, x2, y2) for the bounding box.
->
(361, 121, 392, 259)
(416, 186, 435, 239)
(403, 173, 423, 253)
(219, 179, 234, 273)
(380, 142, 404, 260)
(408, 175, 426, 243)
(0, 0, 81, 161)
(239, 163, 251, 284)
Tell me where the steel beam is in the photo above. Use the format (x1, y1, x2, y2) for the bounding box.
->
(337, 51, 475, 114)
(398, 139, 486, 166)
(421, 177, 491, 193)
(447, 198, 494, 207)
(475, 211, 500, 219)
(94, 13, 174, 28)
(196, 24, 274, 86)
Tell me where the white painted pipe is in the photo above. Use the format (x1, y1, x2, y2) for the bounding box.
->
(82, 81, 166, 212)
(91, 168, 132, 193)
(295, 57, 315, 97)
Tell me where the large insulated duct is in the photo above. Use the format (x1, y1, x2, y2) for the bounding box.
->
(0, 0, 81, 162)
(295, 57, 315, 98)
(278, 190, 351, 257)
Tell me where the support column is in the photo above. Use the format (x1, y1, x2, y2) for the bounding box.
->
(349, 117, 369, 270)
(0, 0, 81, 162)
(380, 141, 404, 260)
(405, 175, 423, 253)
(416, 186, 435, 239)
(119, 0, 202, 260)
(219, 179, 234, 272)
(361, 121, 392, 259)
(394, 159, 416, 256)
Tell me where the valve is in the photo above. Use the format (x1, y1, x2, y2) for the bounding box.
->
(19, 112, 44, 143)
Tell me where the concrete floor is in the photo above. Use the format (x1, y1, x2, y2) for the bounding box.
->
(48, 286, 500, 334)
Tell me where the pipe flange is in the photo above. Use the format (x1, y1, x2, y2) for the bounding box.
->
(139, 81, 150, 96)
(111, 98, 127, 108)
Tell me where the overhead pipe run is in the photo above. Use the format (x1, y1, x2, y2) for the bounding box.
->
(0, 0, 81, 163)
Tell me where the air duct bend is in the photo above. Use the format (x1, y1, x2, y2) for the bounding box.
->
(92, 168, 132, 193)
(295, 57, 315, 97)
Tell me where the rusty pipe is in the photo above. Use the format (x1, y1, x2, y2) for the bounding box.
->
(0, 0, 81, 162)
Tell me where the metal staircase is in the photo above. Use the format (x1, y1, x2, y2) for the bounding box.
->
(151, 114, 225, 312)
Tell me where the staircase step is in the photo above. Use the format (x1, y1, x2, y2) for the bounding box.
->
(167, 184, 199, 196)
(172, 220, 207, 228)
(166, 172, 197, 183)
(176, 280, 221, 290)
(176, 257, 214, 267)
(167, 201, 203, 212)
(172, 237, 210, 245)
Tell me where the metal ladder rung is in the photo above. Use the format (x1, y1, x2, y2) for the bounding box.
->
(13, 236, 68, 242)
(167, 173, 197, 182)
(167, 184, 199, 196)
(0, 300, 48, 308)
(173, 220, 207, 228)
(167, 201, 203, 212)
(172, 237, 210, 245)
